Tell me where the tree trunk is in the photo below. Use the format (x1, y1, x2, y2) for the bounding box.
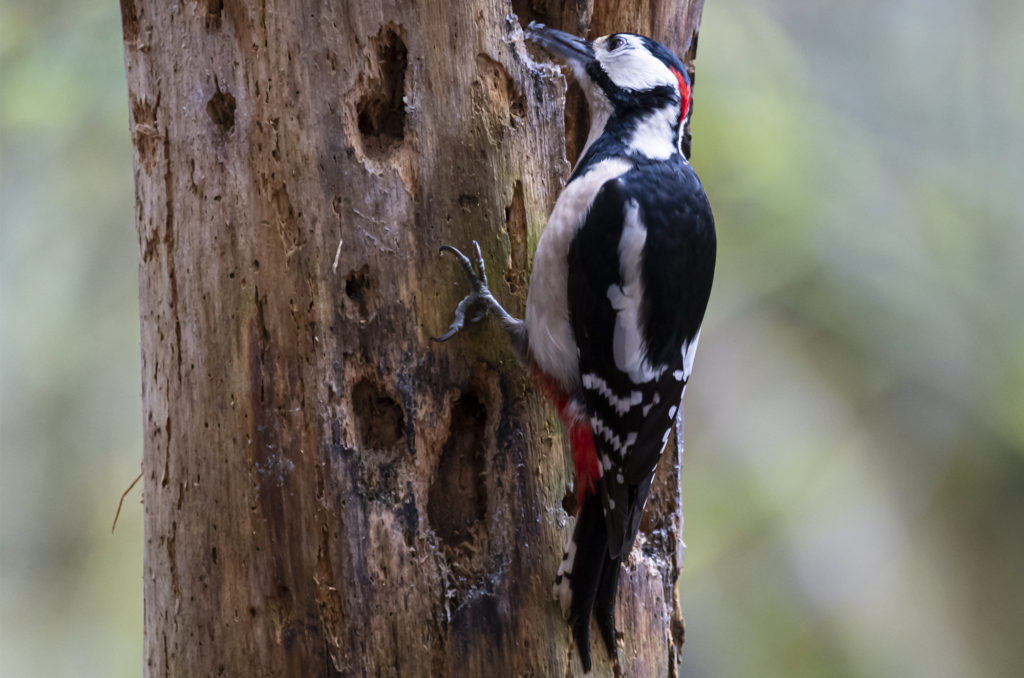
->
(121, 1, 704, 675)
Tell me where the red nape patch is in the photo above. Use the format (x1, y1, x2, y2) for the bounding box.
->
(672, 67, 691, 123)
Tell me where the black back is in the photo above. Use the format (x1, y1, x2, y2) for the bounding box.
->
(567, 154, 715, 556)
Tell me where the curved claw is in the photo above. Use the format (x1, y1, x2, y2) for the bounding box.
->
(435, 242, 494, 342)
(434, 239, 523, 347)
(432, 327, 460, 343)
(432, 296, 487, 342)
(439, 244, 479, 283)
(472, 240, 488, 287)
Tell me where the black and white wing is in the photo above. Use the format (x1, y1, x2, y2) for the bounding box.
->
(567, 156, 716, 558)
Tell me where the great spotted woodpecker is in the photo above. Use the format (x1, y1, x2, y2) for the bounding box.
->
(435, 22, 715, 672)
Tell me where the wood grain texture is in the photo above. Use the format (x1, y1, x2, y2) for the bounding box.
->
(122, 1, 703, 675)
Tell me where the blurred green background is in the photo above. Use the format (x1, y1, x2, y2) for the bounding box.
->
(1, 0, 1021, 676)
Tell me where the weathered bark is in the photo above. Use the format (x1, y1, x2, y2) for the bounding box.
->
(122, 0, 704, 675)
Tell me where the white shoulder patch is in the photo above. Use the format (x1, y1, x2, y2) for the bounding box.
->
(607, 201, 667, 383)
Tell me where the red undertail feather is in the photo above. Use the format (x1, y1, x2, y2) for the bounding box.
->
(570, 424, 599, 506)
(531, 363, 600, 506)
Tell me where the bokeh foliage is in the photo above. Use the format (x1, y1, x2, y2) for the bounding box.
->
(2, 0, 142, 675)
(1, 0, 1022, 676)
(682, 2, 1024, 677)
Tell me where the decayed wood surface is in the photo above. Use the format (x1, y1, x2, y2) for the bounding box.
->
(121, 0, 704, 675)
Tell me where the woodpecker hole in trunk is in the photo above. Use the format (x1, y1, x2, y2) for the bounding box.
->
(472, 55, 526, 137)
(352, 377, 406, 501)
(509, 1, 549, 28)
(428, 393, 488, 547)
(207, 87, 236, 132)
(352, 378, 404, 449)
(428, 390, 495, 602)
(356, 25, 407, 157)
(504, 180, 527, 297)
(345, 264, 372, 318)
(200, 0, 223, 29)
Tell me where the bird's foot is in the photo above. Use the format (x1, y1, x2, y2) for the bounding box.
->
(434, 241, 512, 342)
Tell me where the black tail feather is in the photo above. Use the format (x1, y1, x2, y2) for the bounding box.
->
(593, 550, 622, 659)
(567, 494, 623, 673)
(560, 476, 656, 671)
(572, 606, 594, 673)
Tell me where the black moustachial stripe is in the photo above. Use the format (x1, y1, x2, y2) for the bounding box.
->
(571, 80, 682, 184)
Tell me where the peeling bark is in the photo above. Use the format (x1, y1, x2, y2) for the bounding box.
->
(122, 1, 704, 675)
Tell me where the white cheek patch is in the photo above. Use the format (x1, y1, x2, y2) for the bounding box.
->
(598, 43, 677, 92)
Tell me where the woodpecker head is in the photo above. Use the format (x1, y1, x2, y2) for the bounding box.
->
(526, 22, 694, 160)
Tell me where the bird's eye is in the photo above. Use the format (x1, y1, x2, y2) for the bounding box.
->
(607, 35, 625, 51)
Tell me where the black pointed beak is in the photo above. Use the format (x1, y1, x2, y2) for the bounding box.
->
(524, 22, 594, 65)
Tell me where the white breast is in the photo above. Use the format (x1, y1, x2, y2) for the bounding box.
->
(525, 158, 632, 390)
